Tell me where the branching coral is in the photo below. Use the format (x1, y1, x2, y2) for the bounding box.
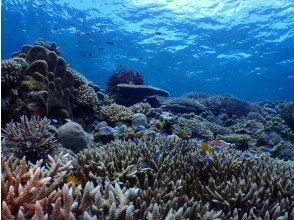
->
(100, 104, 133, 124)
(106, 69, 144, 93)
(71, 136, 294, 219)
(1, 153, 72, 219)
(172, 116, 214, 139)
(2, 116, 56, 160)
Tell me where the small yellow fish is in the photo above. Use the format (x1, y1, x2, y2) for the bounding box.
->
(201, 141, 212, 154)
(178, 130, 189, 138)
(66, 174, 82, 186)
(159, 120, 166, 129)
(252, 146, 261, 152)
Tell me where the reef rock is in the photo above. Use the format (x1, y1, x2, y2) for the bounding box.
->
(57, 122, 89, 152)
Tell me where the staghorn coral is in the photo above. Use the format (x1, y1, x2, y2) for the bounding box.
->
(2, 116, 56, 161)
(72, 136, 294, 219)
(106, 69, 144, 93)
(1, 153, 72, 219)
(100, 103, 133, 124)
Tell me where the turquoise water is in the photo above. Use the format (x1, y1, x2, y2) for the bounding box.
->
(2, 0, 294, 100)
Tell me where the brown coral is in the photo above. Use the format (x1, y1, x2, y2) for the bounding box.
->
(75, 83, 101, 113)
(100, 103, 133, 124)
(1, 58, 28, 89)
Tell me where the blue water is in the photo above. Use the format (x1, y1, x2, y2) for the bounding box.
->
(2, 0, 294, 101)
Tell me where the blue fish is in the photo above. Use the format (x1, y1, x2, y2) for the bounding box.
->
(25, 140, 33, 148)
(261, 146, 271, 153)
(65, 119, 72, 122)
(152, 151, 160, 158)
(204, 155, 213, 163)
(51, 119, 58, 123)
(244, 152, 254, 159)
(149, 133, 156, 140)
(133, 138, 139, 145)
(190, 127, 197, 133)
(192, 155, 200, 162)
(213, 146, 221, 153)
(264, 107, 277, 114)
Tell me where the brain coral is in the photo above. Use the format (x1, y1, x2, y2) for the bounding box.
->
(106, 69, 144, 93)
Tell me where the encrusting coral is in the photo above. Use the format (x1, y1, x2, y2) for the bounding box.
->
(2, 115, 57, 161)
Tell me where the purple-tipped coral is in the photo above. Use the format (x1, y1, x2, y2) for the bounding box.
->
(106, 69, 144, 93)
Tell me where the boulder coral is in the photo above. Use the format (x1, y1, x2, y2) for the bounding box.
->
(2, 43, 75, 123)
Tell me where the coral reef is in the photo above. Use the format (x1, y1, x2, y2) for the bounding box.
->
(1, 57, 28, 91)
(281, 103, 294, 132)
(2, 116, 56, 161)
(198, 95, 261, 117)
(163, 97, 206, 114)
(130, 102, 151, 114)
(71, 136, 294, 219)
(2, 43, 75, 124)
(74, 83, 101, 113)
(100, 104, 133, 124)
(106, 69, 144, 93)
(2, 41, 294, 220)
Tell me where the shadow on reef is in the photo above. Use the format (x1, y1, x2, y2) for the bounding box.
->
(1, 40, 294, 219)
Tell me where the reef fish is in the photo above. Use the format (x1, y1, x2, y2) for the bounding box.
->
(66, 174, 81, 186)
(201, 141, 212, 154)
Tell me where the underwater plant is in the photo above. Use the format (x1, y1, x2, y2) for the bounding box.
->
(106, 69, 144, 93)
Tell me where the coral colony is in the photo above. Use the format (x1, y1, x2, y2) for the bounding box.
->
(1, 41, 294, 219)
